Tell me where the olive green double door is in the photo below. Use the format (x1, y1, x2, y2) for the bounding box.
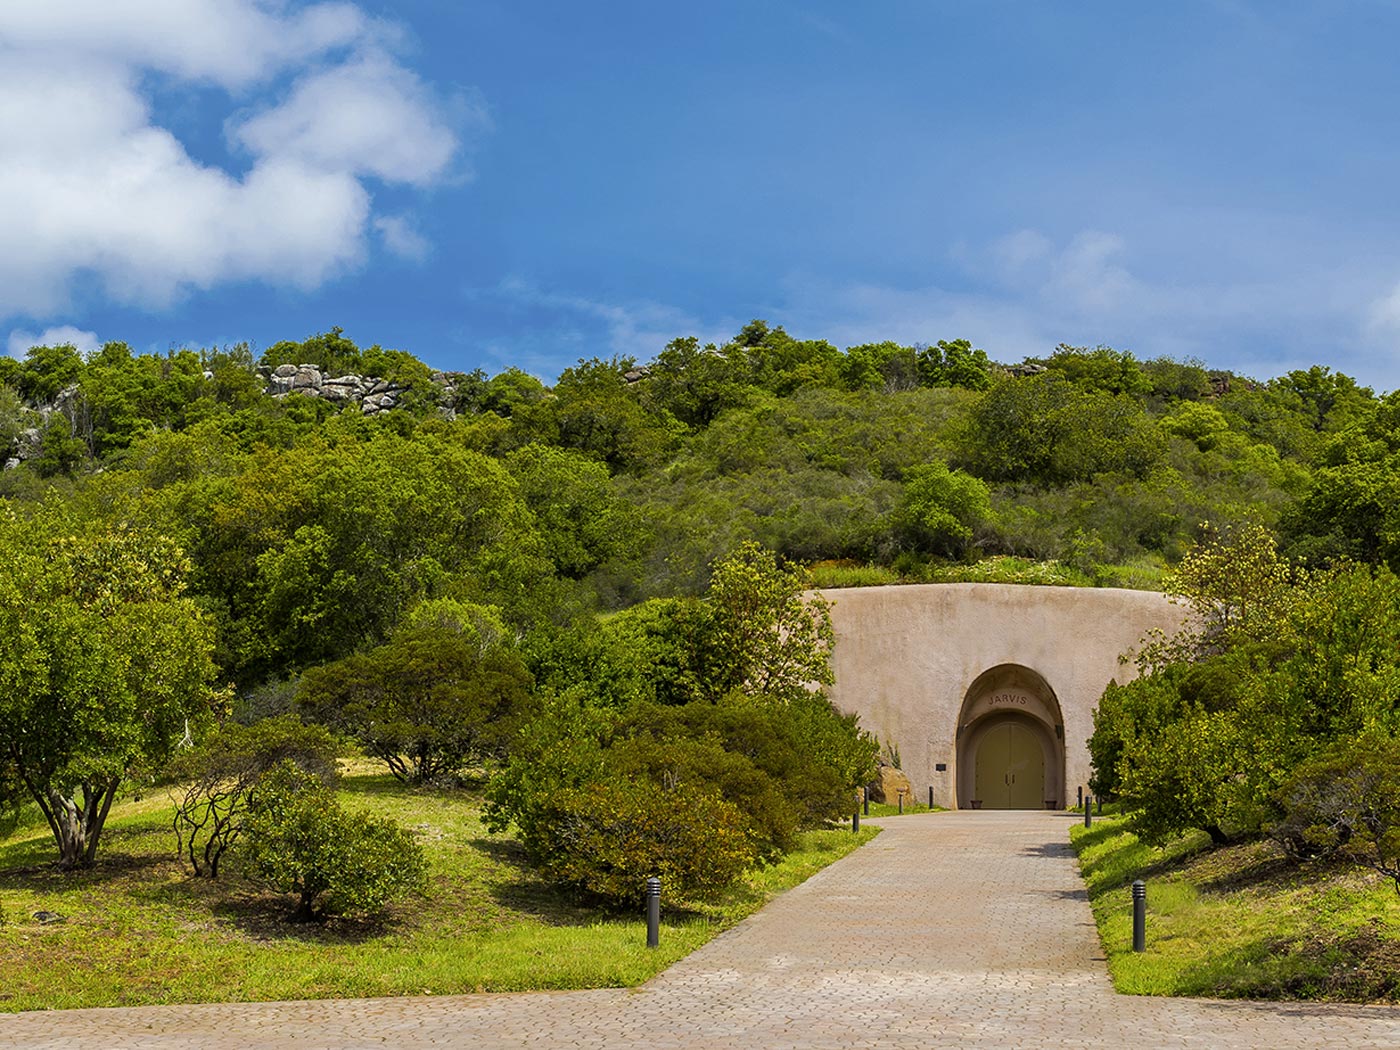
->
(974, 719, 1046, 810)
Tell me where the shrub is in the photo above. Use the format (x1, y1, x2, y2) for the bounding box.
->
(525, 779, 757, 906)
(485, 692, 877, 905)
(168, 716, 340, 878)
(240, 761, 426, 921)
(1272, 736, 1400, 890)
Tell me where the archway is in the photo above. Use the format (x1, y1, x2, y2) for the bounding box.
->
(956, 664, 1065, 810)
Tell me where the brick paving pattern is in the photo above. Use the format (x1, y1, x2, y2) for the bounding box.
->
(3, 811, 1399, 1048)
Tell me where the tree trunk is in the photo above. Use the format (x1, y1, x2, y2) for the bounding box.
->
(48, 777, 121, 868)
(291, 891, 319, 923)
(48, 788, 89, 868)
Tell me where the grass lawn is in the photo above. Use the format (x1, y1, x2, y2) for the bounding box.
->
(0, 771, 879, 1012)
(864, 798, 942, 817)
(1071, 815, 1400, 1001)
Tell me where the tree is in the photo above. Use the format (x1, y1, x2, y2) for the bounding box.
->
(917, 339, 992, 390)
(894, 461, 991, 557)
(700, 541, 835, 703)
(240, 761, 426, 921)
(168, 717, 340, 878)
(1151, 522, 1299, 661)
(298, 603, 535, 783)
(0, 515, 218, 867)
(962, 374, 1164, 485)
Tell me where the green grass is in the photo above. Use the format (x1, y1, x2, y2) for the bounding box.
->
(806, 561, 903, 588)
(0, 773, 879, 1012)
(864, 799, 942, 817)
(807, 555, 1168, 592)
(1071, 816, 1400, 1001)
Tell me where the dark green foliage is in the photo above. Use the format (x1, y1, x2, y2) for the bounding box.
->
(962, 374, 1166, 486)
(240, 761, 426, 921)
(893, 461, 991, 557)
(259, 327, 366, 378)
(17, 343, 84, 404)
(505, 775, 757, 906)
(483, 692, 875, 907)
(1035, 344, 1151, 396)
(1091, 525, 1400, 847)
(1272, 737, 1400, 891)
(168, 716, 341, 877)
(485, 542, 874, 905)
(917, 338, 992, 390)
(298, 607, 535, 784)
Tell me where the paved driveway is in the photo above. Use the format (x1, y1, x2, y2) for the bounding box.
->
(3, 811, 1399, 1049)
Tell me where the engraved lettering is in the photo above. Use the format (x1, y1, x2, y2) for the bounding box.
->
(987, 692, 1029, 706)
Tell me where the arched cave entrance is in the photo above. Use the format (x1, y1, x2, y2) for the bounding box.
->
(956, 664, 1065, 810)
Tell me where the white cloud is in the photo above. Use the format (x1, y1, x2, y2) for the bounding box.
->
(373, 215, 431, 262)
(0, 2, 369, 89)
(231, 49, 472, 185)
(1366, 279, 1400, 334)
(770, 228, 1392, 384)
(0, 1, 471, 322)
(7, 325, 101, 359)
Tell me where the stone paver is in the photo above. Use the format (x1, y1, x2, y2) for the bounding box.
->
(3, 811, 1399, 1049)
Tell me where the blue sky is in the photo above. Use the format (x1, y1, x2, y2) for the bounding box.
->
(5, 2, 1400, 390)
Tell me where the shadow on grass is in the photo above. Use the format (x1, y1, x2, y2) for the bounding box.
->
(470, 836, 603, 927)
(1164, 922, 1400, 1002)
(0, 848, 171, 895)
(337, 773, 488, 802)
(469, 835, 712, 927)
(207, 892, 395, 944)
(1189, 841, 1309, 894)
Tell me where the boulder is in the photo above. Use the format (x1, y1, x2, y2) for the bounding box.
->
(867, 762, 913, 804)
(291, 366, 322, 391)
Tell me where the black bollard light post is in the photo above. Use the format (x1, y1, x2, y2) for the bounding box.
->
(646, 877, 661, 948)
(1077, 784, 1084, 809)
(929, 785, 935, 810)
(1132, 880, 1146, 952)
(898, 790, 904, 815)
(1084, 796, 1092, 828)
(852, 806, 860, 833)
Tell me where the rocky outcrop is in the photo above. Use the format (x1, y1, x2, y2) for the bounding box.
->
(1, 366, 479, 468)
(253, 364, 469, 416)
(866, 760, 913, 804)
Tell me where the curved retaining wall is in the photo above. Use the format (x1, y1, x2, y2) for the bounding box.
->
(821, 583, 1189, 809)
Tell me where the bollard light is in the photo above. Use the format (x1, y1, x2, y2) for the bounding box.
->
(1084, 796, 1092, 828)
(929, 785, 934, 809)
(897, 791, 904, 815)
(645, 876, 661, 948)
(852, 807, 860, 833)
(1132, 880, 1146, 952)
(1077, 785, 1083, 809)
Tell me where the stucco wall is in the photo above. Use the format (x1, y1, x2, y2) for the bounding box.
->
(821, 583, 1189, 809)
